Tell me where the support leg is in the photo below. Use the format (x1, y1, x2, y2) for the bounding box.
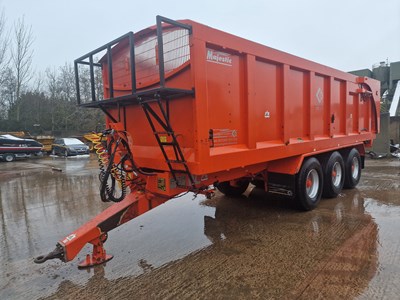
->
(35, 190, 168, 268)
(78, 236, 113, 268)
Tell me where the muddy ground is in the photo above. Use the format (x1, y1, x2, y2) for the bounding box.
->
(0, 155, 399, 299)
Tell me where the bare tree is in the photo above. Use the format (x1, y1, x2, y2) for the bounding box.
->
(58, 63, 76, 102)
(0, 67, 14, 119)
(33, 70, 45, 93)
(0, 8, 10, 119)
(0, 8, 9, 82)
(46, 67, 58, 131)
(10, 16, 34, 122)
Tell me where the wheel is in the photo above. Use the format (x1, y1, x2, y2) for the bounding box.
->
(322, 151, 345, 198)
(344, 148, 361, 189)
(296, 157, 323, 211)
(4, 154, 15, 162)
(63, 149, 68, 157)
(217, 179, 249, 197)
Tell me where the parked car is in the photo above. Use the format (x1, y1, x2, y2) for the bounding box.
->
(51, 138, 90, 157)
(0, 134, 43, 162)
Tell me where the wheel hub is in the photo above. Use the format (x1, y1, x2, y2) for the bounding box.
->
(331, 162, 342, 187)
(351, 157, 359, 179)
(306, 169, 319, 198)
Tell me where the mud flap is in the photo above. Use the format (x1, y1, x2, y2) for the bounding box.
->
(267, 172, 296, 198)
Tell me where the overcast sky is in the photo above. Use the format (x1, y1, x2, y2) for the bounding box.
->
(1, 0, 399, 74)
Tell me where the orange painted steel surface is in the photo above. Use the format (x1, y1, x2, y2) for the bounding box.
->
(35, 17, 380, 267)
(101, 19, 380, 181)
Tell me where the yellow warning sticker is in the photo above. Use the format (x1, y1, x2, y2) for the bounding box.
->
(157, 178, 166, 191)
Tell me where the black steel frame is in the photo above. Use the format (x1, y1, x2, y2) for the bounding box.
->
(140, 96, 195, 188)
(74, 32, 135, 105)
(74, 16, 195, 189)
(74, 15, 193, 107)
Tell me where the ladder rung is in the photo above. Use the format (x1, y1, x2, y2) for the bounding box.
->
(160, 142, 175, 146)
(167, 159, 186, 164)
(139, 98, 195, 187)
(170, 169, 189, 174)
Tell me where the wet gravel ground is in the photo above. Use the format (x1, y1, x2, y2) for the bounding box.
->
(0, 155, 399, 299)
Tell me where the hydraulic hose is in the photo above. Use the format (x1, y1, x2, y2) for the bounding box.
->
(93, 132, 127, 203)
(92, 129, 155, 202)
(99, 138, 126, 202)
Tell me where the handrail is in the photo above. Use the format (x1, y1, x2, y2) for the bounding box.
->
(74, 16, 192, 106)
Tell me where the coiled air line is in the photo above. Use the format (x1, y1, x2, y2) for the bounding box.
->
(92, 129, 155, 203)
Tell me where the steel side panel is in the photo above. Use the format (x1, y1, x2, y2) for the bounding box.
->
(102, 20, 380, 176)
(189, 21, 379, 175)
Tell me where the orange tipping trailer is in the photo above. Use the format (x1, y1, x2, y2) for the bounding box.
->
(35, 16, 380, 268)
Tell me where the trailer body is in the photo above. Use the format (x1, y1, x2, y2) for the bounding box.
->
(79, 17, 379, 196)
(36, 16, 380, 268)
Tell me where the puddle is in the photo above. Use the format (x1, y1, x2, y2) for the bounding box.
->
(357, 198, 400, 299)
(0, 156, 215, 299)
(0, 157, 399, 299)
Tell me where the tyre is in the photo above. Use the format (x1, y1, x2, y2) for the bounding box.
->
(322, 151, 345, 198)
(4, 153, 15, 162)
(63, 149, 68, 157)
(344, 148, 361, 189)
(217, 179, 249, 197)
(296, 157, 323, 211)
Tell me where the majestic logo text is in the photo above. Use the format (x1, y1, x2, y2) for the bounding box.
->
(206, 49, 232, 66)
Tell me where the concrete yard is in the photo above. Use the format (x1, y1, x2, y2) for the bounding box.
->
(0, 155, 399, 299)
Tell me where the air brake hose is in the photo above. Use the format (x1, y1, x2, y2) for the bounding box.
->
(94, 129, 155, 202)
(119, 138, 156, 176)
(99, 138, 127, 203)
